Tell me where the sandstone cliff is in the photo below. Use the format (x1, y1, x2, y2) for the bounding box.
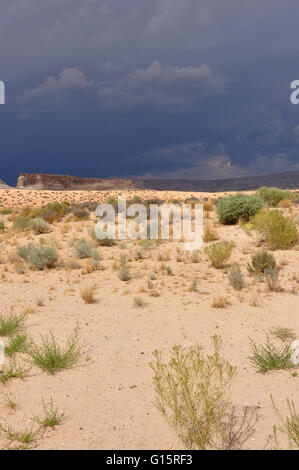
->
(0, 178, 9, 189)
(17, 174, 137, 191)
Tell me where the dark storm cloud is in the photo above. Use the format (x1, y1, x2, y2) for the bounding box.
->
(0, 0, 298, 185)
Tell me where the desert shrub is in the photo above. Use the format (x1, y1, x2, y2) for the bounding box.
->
(216, 193, 263, 225)
(249, 337, 292, 373)
(278, 199, 292, 209)
(271, 396, 299, 449)
(211, 295, 230, 308)
(257, 187, 293, 207)
(0, 221, 4, 231)
(118, 266, 131, 281)
(150, 336, 236, 449)
(30, 218, 50, 234)
(228, 265, 244, 290)
(247, 250, 276, 275)
(203, 224, 217, 242)
(203, 200, 214, 212)
(0, 313, 26, 336)
(80, 285, 96, 304)
(74, 239, 99, 260)
(28, 331, 81, 375)
(264, 267, 281, 291)
(270, 327, 296, 343)
(71, 207, 89, 220)
(13, 216, 32, 232)
(205, 241, 233, 268)
(251, 210, 297, 250)
(33, 398, 64, 429)
(0, 209, 13, 215)
(40, 201, 69, 223)
(0, 360, 27, 384)
(134, 297, 145, 308)
(17, 244, 58, 270)
(5, 333, 28, 357)
(90, 229, 116, 247)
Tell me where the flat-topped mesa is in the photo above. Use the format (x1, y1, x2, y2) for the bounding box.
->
(17, 173, 137, 191)
(0, 178, 9, 189)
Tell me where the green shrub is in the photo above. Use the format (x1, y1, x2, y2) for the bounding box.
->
(228, 265, 244, 290)
(40, 201, 69, 223)
(205, 241, 233, 268)
(0, 221, 4, 231)
(13, 216, 32, 232)
(74, 239, 99, 260)
(216, 193, 263, 225)
(247, 250, 276, 275)
(0, 313, 26, 336)
(17, 244, 58, 270)
(249, 337, 292, 373)
(28, 331, 81, 375)
(257, 187, 293, 207)
(251, 210, 297, 250)
(150, 336, 236, 449)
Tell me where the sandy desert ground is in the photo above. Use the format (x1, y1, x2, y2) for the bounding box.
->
(0, 188, 298, 450)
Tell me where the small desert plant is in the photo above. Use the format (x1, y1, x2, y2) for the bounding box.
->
(217, 193, 263, 225)
(40, 201, 69, 223)
(0, 360, 27, 384)
(12, 216, 32, 232)
(18, 244, 58, 270)
(203, 200, 214, 212)
(5, 333, 28, 357)
(3, 394, 17, 411)
(264, 267, 281, 291)
(134, 297, 145, 308)
(118, 266, 131, 281)
(0, 423, 38, 447)
(257, 187, 293, 207)
(228, 265, 244, 290)
(0, 221, 4, 231)
(150, 336, 236, 449)
(80, 285, 96, 304)
(71, 207, 89, 220)
(247, 250, 276, 275)
(0, 313, 26, 337)
(33, 398, 64, 428)
(251, 210, 297, 250)
(90, 229, 116, 246)
(278, 198, 292, 208)
(30, 218, 50, 234)
(74, 239, 99, 260)
(270, 327, 296, 343)
(249, 337, 292, 373)
(205, 241, 233, 268)
(212, 295, 230, 308)
(203, 224, 217, 242)
(271, 396, 299, 449)
(28, 331, 81, 375)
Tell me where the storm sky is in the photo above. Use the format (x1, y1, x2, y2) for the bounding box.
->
(0, 0, 299, 185)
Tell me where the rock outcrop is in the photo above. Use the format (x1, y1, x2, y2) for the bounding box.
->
(0, 178, 9, 189)
(17, 174, 137, 191)
(136, 170, 299, 192)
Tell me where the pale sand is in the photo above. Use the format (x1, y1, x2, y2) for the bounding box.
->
(0, 188, 298, 449)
